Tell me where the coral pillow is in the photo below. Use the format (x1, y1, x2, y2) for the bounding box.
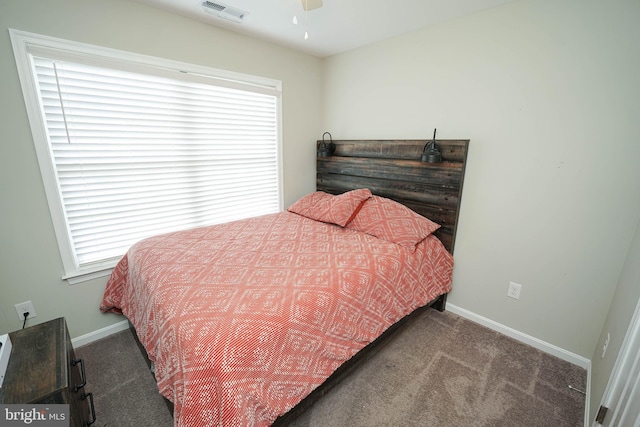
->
(346, 196, 440, 251)
(287, 189, 372, 227)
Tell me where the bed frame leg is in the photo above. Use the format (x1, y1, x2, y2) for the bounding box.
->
(432, 293, 447, 312)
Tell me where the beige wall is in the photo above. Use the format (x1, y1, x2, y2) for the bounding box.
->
(321, 0, 640, 359)
(0, 0, 322, 338)
(2, 0, 640, 420)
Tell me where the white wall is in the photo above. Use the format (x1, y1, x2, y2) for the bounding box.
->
(2, 0, 639, 372)
(590, 217, 640, 420)
(0, 0, 322, 338)
(322, 0, 640, 358)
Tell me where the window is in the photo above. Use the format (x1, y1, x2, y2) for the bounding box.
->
(10, 29, 283, 284)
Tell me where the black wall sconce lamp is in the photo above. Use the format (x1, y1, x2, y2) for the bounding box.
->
(421, 128, 442, 163)
(317, 132, 335, 157)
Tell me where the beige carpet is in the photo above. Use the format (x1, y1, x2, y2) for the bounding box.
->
(76, 309, 586, 426)
(288, 309, 586, 426)
(75, 327, 173, 427)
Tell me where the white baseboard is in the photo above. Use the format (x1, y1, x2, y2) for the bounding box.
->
(446, 304, 591, 369)
(71, 319, 130, 348)
(75, 306, 591, 367)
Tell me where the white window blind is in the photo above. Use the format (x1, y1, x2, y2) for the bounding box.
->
(11, 30, 282, 283)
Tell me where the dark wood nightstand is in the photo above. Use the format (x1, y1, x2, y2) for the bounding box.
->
(1, 317, 96, 427)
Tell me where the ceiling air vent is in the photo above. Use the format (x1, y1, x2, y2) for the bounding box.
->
(201, 1, 248, 24)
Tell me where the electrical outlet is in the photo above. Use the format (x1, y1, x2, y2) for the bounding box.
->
(14, 301, 37, 322)
(601, 332, 610, 358)
(507, 282, 522, 299)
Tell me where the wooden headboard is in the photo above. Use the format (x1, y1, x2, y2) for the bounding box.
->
(316, 139, 469, 254)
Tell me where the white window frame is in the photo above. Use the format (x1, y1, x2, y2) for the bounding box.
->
(10, 29, 283, 284)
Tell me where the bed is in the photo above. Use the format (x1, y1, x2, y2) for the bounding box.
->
(100, 139, 469, 426)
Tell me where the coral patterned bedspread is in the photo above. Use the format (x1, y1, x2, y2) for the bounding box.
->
(100, 211, 453, 426)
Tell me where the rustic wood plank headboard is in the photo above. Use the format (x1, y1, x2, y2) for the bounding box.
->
(316, 139, 469, 254)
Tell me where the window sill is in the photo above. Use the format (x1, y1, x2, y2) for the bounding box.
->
(63, 266, 114, 285)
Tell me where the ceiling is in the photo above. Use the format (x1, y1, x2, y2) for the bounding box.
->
(134, 0, 517, 58)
